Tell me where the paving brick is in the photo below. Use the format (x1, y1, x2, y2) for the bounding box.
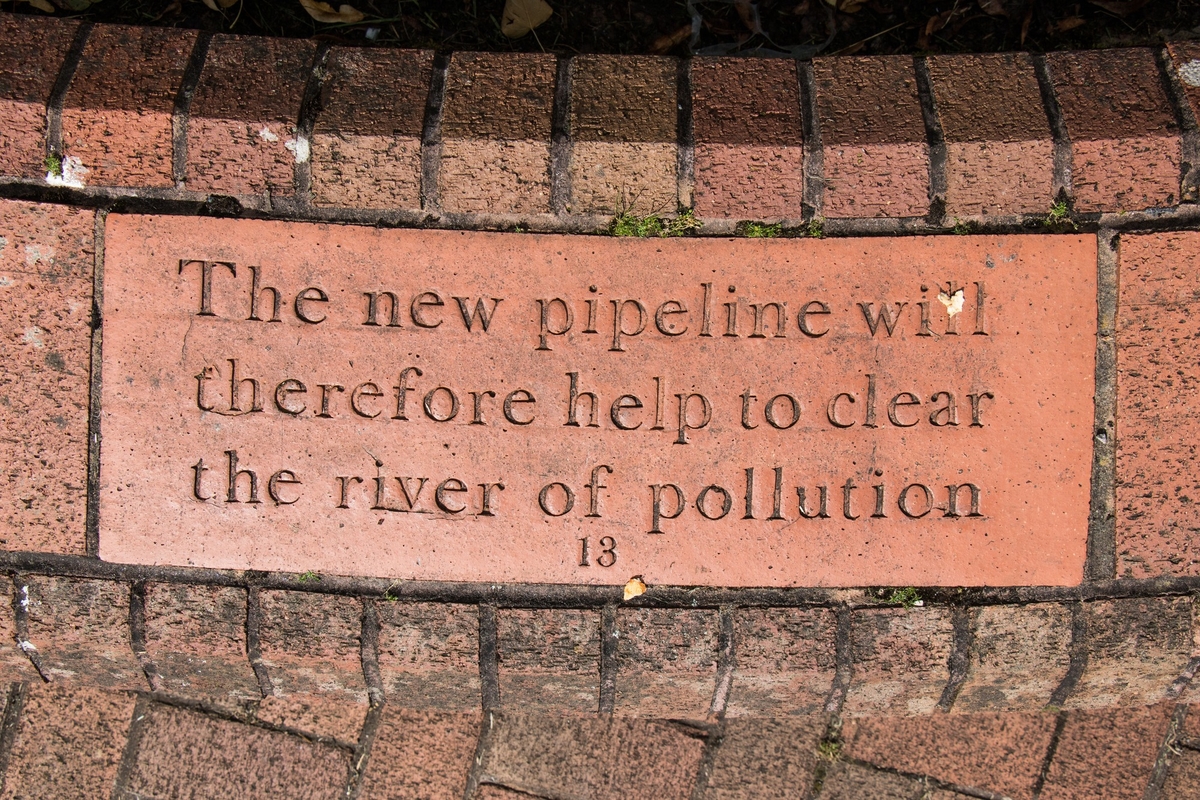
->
(843, 607, 953, 716)
(479, 712, 705, 800)
(812, 56, 929, 218)
(843, 711, 1056, 799)
(926, 53, 1053, 217)
(614, 608, 718, 717)
(1161, 745, 1200, 800)
(0, 201, 93, 555)
(123, 701, 349, 799)
(186, 34, 316, 197)
(311, 47, 431, 210)
(726, 607, 836, 717)
(1116, 232, 1200, 578)
(61, 25, 197, 189)
(475, 786, 545, 799)
(691, 57, 803, 220)
(953, 603, 1072, 712)
(256, 693, 367, 747)
(1047, 49, 1180, 213)
(815, 761, 923, 800)
(258, 590, 365, 699)
(0, 577, 33, 680)
(0, 15, 79, 179)
(1168, 42, 1200, 145)
(24, 576, 145, 689)
(356, 707, 480, 799)
(569, 55, 678, 215)
(143, 583, 258, 700)
(376, 600, 479, 709)
(1040, 704, 1172, 799)
(701, 717, 824, 800)
(497, 608, 599, 712)
(439, 52, 556, 215)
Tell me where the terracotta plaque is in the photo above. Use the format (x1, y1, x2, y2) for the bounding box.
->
(99, 217, 1096, 586)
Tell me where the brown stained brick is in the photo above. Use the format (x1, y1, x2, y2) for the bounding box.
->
(1168, 42, 1200, 127)
(376, 601, 479, 709)
(0, 201, 92, 555)
(843, 712, 1056, 800)
(4, 682, 134, 797)
(442, 52, 555, 140)
(311, 47, 431, 210)
(497, 608, 600, 712)
(815, 762, 923, 800)
(0, 15, 79, 179)
(357, 707, 480, 799)
(701, 717, 824, 800)
(812, 56, 929, 218)
(143, 582, 259, 700)
(843, 607, 953, 716)
(61, 26, 197, 189)
(926, 53, 1054, 216)
(256, 694, 367, 747)
(953, 604, 1072, 712)
(1161, 746, 1200, 799)
(1040, 704, 1172, 799)
(1046, 49, 1180, 213)
(258, 590, 365, 699)
(480, 712, 704, 800)
(1066, 597, 1193, 709)
(691, 58, 803, 220)
(125, 702, 349, 799)
(186, 35, 316, 197)
(24, 576, 145, 689)
(725, 607, 836, 717)
(613, 608, 718, 717)
(440, 139, 553, 215)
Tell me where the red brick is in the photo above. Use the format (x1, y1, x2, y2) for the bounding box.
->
(812, 56, 929, 218)
(376, 600, 479, 709)
(815, 761, 923, 799)
(843, 607, 953, 716)
(1047, 49, 1180, 213)
(24, 576, 145, 689)
(1161, 746, 1200, 800)
(124, 702, 350, 799)
(725, 607, 836, 717)
(701, 717, 824, 800)
(61, 25, 196, 189)
(357, 707, 480, 799)
(953, 603, 1072, 712)
(4, 682, 134, 797)
(926, 53, 1053, 216)
(497, 608, 599, 711)
(258, 590, 365, 699)
(0, 201, 93, 555)
(476, 786, 545, 799)
(691, 58, 803, 220)
(1167, 42, 1200, 145)
(186, 34, 316, 197)
(614, 608, 717, 717)
(0, 15, 79, 179)
(311, 47, 431, 210)
(143, 582, 259, 700)
(1040, 704, 1172, 799)
(256, 693, 367, 747)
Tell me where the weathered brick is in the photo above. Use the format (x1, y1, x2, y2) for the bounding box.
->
(614, 608, 717, 717)
(61, 25, 197, 189)
(256, 693, 367, 747)
(701, 717, 824, 800)
(1161, 745, 1200, 799)
(143, 582, 259, 700)
(0, 578, 33, 680)
(1040, 704, 1172, 799)
(0, 201, 93, 555)
(497, 608, 599, 712)
(258, 590, 364, 699)
(815, 761, 923, 799)
(691, 58, 803, 220)
(1047, 49, 1180, 213)
(569, 55, 677, 215)
(476, 786, 544, 799)
(726, 607, 836, 717)
(24, 576, 145, 689)
(843, 607, 953, 716)
(376, 600, 479, 709)
(0, 15, 79, 179)
(357, 707, 480, 799)
(953, 603, 1072, 712)
(311, 47, 431, 210)
(812, 56, 929, 218)
(186, 34, 315, 197)
(926, 53, 1053, 216)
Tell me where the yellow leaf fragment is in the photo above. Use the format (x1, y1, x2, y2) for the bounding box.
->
(299, 0, 365, 24)
(501, 0, 552, 38)
(623, 577, 646, 601)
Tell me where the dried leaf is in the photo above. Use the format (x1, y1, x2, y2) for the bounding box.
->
(821, 0, 866, 12)
(917, 9, 954, 48)
(298, 0, 364, 23)
(1051, 15, 1086, 32)
(649, 24, 692, 54)
(977, 0, 1009, 16)
(27, 0, 55, 11)
(623, 576, 646, 601)
(501, 0, 552, 38)
(1090, 0, 1151, 16)
(202, 0, 238, 10)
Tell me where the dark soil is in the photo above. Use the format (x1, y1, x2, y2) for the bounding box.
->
(8, 0, 1200, 56)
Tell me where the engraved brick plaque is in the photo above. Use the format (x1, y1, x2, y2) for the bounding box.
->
(100, 217, 1096, 586)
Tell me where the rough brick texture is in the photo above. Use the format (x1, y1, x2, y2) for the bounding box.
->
(1039, 704, 1172, 799)
(726, 607, 836, 717)
(0, 201, 93, 555)
(376, 600, 479, 709)
(614, 608, 717, 717)
(255, 693, 367, 747)
(954, 603, 1072, 712)
(258, 590, 364, 698)
(816, 761, 923, 799)
(357, 707, 480, 799)
(497, 608, 599, 711)
(311, 47, 431, 210)
(702, 717, 824, 800)
(843, 607, 953, 716)
(1162, 745, 1200, 799)
(0, 15, 79, 179)
(691, 58, 803, 220)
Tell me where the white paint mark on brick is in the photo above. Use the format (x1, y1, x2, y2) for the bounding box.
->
(23, 326, 44, 348)
(20, 585, 29, 610)
(285, 135, 311, 164)
(24, 243, 52, 268)
(0, 277, 13, 287)
(258, 126, 280, 143)
(1180, 59, 1200, 87)
(0, 235, 8, 253)
(938, 288, 965, 316)
(45, 155, 88, 188)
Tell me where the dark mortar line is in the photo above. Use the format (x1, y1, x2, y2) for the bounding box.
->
(462, 710, 498, 800)
(1086, 229, 1118, 582)
(836, 756, 1006, 800)
(344, 698, 386, 800)
(1167, 655, 1200, 701)
(676, 57, 695, 213)
(1159, 46, 1200, 204)
(171, 31, 212, 187)
(109, 693, 153, 800)
(84, 208, 105, 559)
(1031, 712, 1065, 800)
(1032, 53, 1073, 206)
(294, 42, 333, 207)
(708, 605, 736, 718)
(549, 55, 573, 216)
(824, 605, 852, 715)
(913, 56, 948, 227)
(138, 690, 355, 751)
(359, 599, 383, 706)
(936, 604, 973, 712)
(9, 575, 47, 682)
(797, 59, 824, 221)
(245, 586, 274, 698)
(419, 52, 450, 214)
(0, 683, 24, 796)
(687, 718, 724, 800)
(45, 22, 92, 160)
(127, 581, 161, 692)
(598, 603, 617, 713)
(478, 604, 500, 711)
(1144, 703, 1189, 800)
(1048, 600, 1088, 708)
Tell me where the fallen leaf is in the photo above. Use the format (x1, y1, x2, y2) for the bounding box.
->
(1051, 15, 1086, 32)
(977, 0, 1009, 16)
(623, 576, 646, 601)
(298, 0, 364, 23)
(202, 0, 238, 10)
(1090, 0, 1151, 16)
(917, 9, 954, 48)
(649, 24, 692, 54)
(27, 0, 55, 11)
(821, 0, 867, 12)
(501, 0, 552, 38)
